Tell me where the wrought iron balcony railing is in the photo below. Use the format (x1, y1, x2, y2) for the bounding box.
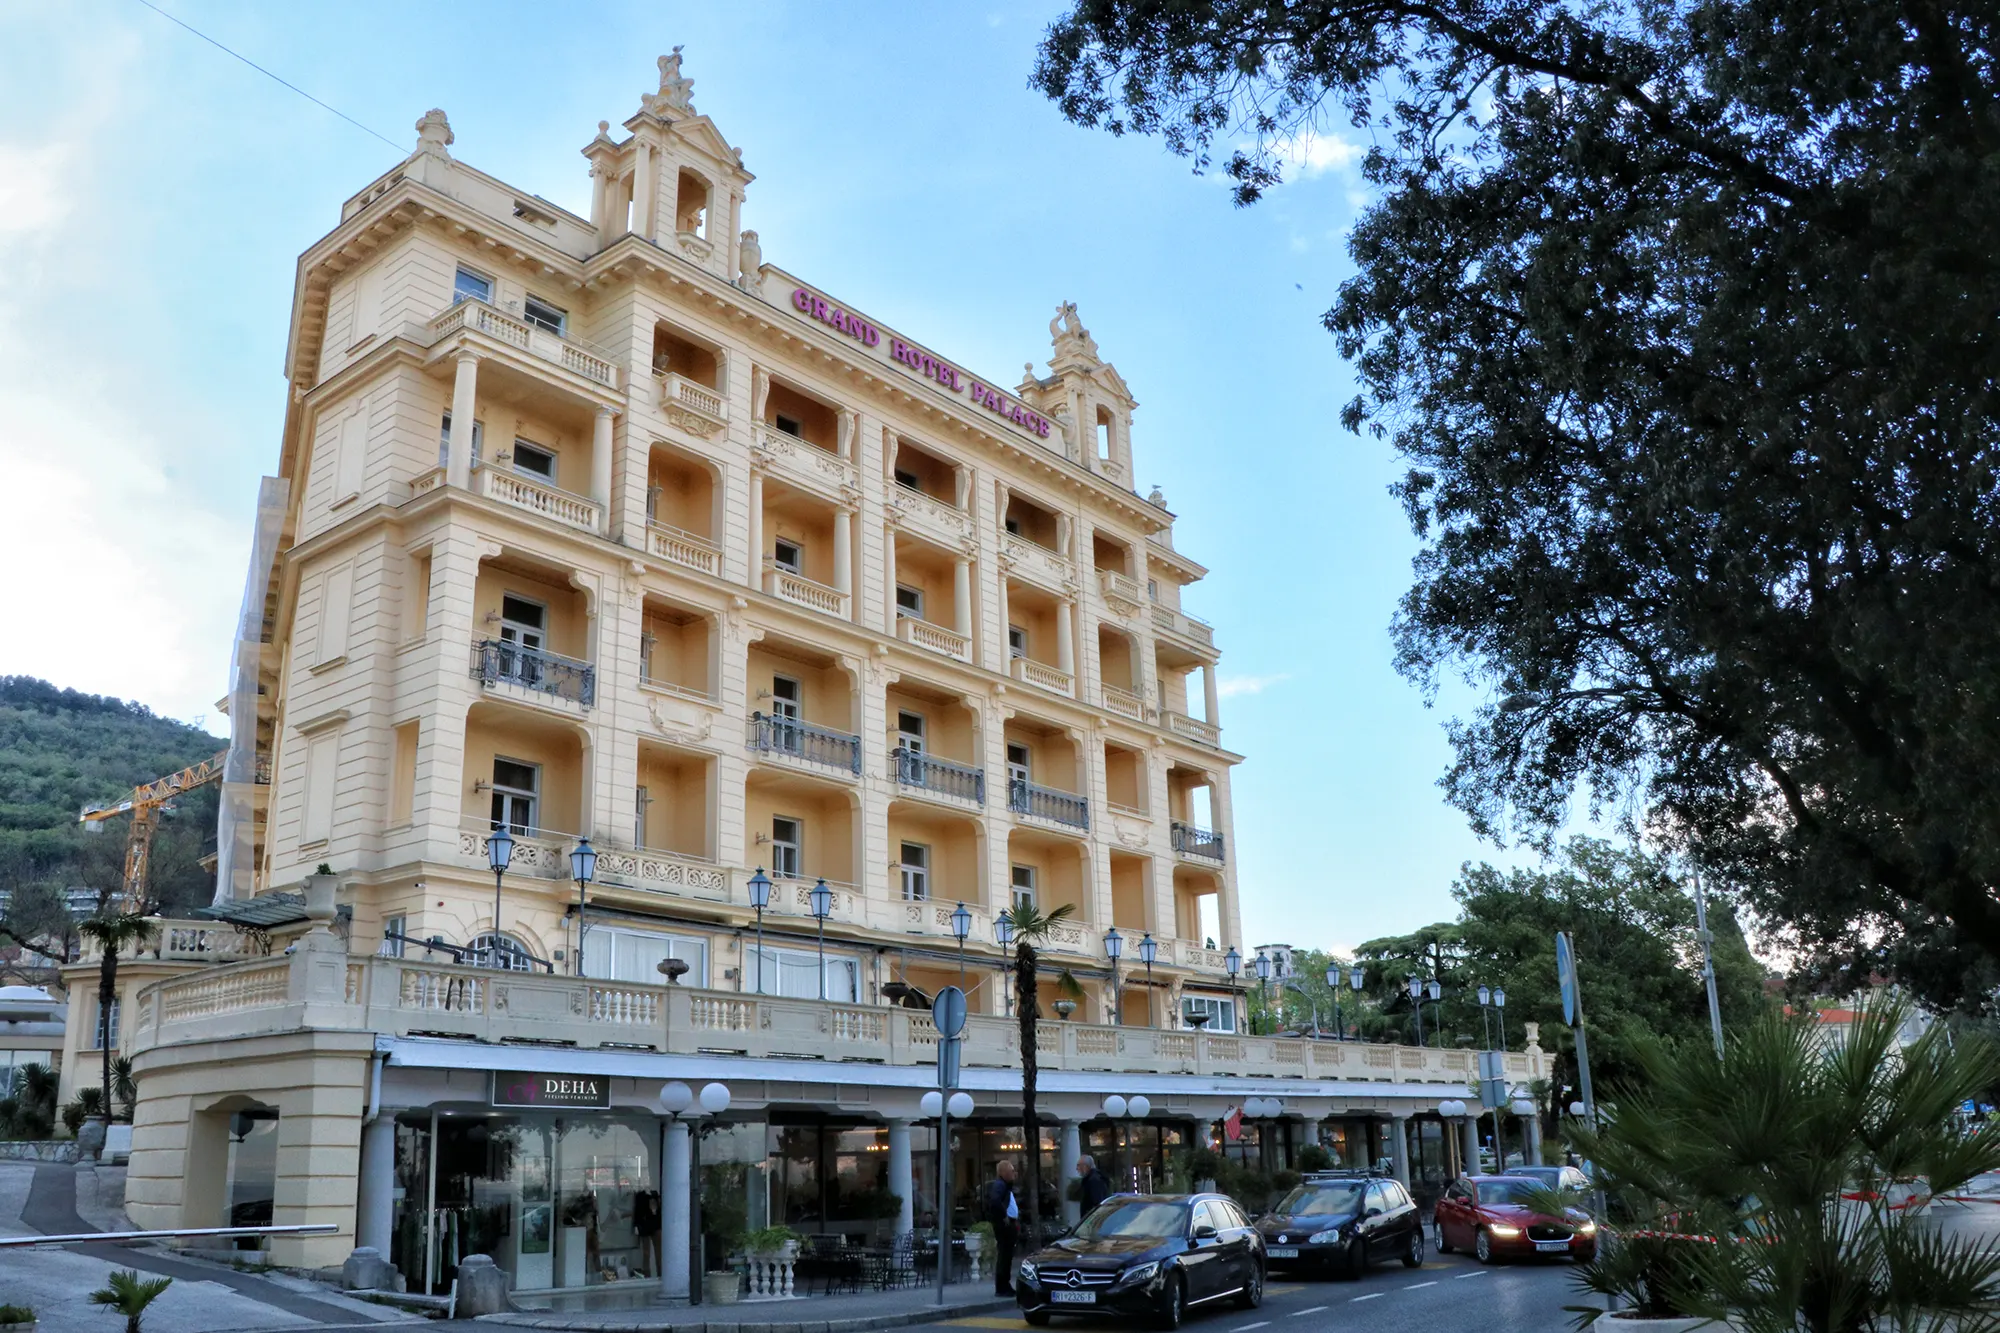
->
(1171, 820, 1226, 862)
(1008, 777, 1089, 830)
(747, 712, 862, 775)
(892, 747, 985, 804)
(472, 640, 595, 707)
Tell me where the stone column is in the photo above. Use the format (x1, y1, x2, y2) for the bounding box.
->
(1524, 1110, 1544, 1166)
(1202, 664, 1220, 728)
(954, 556, 973, 640)
(592, 406, 616, 536)
(354, 1115, 396, 1256)
(1060, 1120, 1083, 1224)
(747, 469, 765, 594)
(1057, 599, 1075, 677)
(888, 1119, 914, 1237)
(834, 505, 853, 614)
(446, 351, 479, 489)
(661, 1119, 691, 1302)
(633, 142, 656, 241)
(1390, 1115, 1412, 1189)
(883, 525, 900, 633)
(1460, 1116, 1478, 1178)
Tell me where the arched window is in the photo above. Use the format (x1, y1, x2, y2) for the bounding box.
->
(467, 932, 537, 972)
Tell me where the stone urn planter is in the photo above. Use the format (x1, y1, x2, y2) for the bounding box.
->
(703, 1270, 742, 1304)
(303, 870, 339, 921)
(75, 1114, 108, 1163)
(963, 1230, 987, 1283)
(744, 1240, 798, 1298)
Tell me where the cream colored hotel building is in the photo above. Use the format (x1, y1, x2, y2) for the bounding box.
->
(92, 54, 1546, 1298)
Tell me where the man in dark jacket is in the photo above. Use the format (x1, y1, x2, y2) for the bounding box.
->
(1075, 1154, 1112, 1212)
(982, 1159, 1019, 1295)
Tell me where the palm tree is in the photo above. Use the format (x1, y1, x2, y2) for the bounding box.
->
(90, 1270, 172, 1333)
(1000, 901, 1076, 1244)
(111, 1057, 138, 1123)
(1563, 997, 2000, 1331)
(76, 914, 157, 1138)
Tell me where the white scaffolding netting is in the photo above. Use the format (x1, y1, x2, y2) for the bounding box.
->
(213, 475, 289, 905)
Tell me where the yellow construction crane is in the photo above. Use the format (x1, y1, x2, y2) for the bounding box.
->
(79, 751, 228, 912)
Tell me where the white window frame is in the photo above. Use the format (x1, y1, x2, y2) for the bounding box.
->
(523, 294, 567, 336)
(899, 841, 930, 901)
(747, 942, 858, 1002)
(1011, 864, 1037, 912)
(1006, 742, 1031, 785)
(469, 932, 536, 972)
(774, 413, 803, 438)
(770, 815, 802, 879)
(896, 710, 926, 756)
(773, 538, 803, 573)
(94, 997, 120, 1050)
(490, 757, 540, 834)
(380, 914, 407, 959)
(1008, 625, 1028, 659)
(896, 584, 924, 619)
(453, 266, 493, 305)
(438, 412, 484, 468)
(499, 593, 547, 651)
(634, 784, 651, 848)
(511, 437, 557, 483)
(584, 925, 709, 987)
(1181, 993, 1237, 1033)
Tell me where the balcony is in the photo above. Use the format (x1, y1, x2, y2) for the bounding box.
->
(756, 425, 856, 498)
(1001, 537, 1074, 593)
(477, 466, 602, 535)
(763, 559, 848, 618)
(1008, 777, 1089, 830)
(655, 371, 728, 438)
(1101, 684, 1151, 722)
(1163, 710, 1220, 747)
(1010, 656, 1075, 699)
(746, 712, 862, 776)
(1151, 604, 1215, 651)
(1097, 569, 1144, 611)
(892, 746, 985, 805)
(897, 615, 971, 664)
(471, 639, 596, 708)
(132, 948, 1548, 1088)
(889, 483, 974, 545)
(457, 817, 580, 880)
(647, 522, 720, 576)
(1170, 820, 1226, 862)
(428, 297, 619, 390)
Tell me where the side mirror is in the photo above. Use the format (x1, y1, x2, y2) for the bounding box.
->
(1192, 1224, 1219, 1241)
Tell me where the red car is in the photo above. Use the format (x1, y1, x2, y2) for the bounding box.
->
(1433, 1175, 1598, 1264)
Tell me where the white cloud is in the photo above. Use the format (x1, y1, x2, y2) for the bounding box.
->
(1217, 673, 1291, 698)
(0, 143, 74, 237)
(1272, 130, 1363, 179)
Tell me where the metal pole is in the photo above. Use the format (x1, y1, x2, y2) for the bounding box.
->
(754, 906, 764, 995)
(817, 916, 826, 1001)
(491, 869, 505, 968)
(935, 1103, 950, 1306)
(1693, 870, 1725, 1059)
(1113, 957, 1122, 1025)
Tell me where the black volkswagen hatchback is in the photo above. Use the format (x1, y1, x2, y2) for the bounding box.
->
(1253, 1173, 1425, 1277)
(1015, 1193, 1264, 1328)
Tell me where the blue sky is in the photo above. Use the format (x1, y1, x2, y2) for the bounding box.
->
(0, 0, 1541, 951)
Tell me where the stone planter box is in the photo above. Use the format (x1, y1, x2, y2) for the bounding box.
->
(703, 1270, 741, 1304)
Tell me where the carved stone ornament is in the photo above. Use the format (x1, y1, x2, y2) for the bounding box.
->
(642, 48, 698, 116)
(661, 399, 725, 439)
(738, 229, 764, 293)
(415, 109, 454, 159)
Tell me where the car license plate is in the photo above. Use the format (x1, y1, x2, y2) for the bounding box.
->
(1051, 1291, 1097, 1304)
(1534, 1239, 1570, 1253)
(1267, 1247, 1299, 1259)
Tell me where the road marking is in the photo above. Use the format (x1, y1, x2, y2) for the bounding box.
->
(1351, 1292, 1383, 1301)
(942, 1320, 1028, 1329)
(1455, 1270, 1490, 1279)
(1229, 1323, 1270, 1331)
(1290, 1305, 1329, 1316)
(1405, 1280, 1438, 1290)
(1269, 1284, 1306, 1294)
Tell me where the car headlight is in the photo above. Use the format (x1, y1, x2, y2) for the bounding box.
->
(1576, 1220, 1597, 1235)
(1119, 1261, 1160, 1286)
(1309, 1231, 1345, 1245)
(1488, 1225, 1522, 1238)
(1017, 1261, 1038, 1284)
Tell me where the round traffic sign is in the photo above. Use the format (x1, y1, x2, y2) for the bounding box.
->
(932, 985, 967, 1038)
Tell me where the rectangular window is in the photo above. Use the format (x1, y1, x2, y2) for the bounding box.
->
(770, 675, 802, 754)
(747, 942, 858, 1002)
(896, 710, 926, 755)
(499, 594, 546, 649)
(511, 438, 557, 482)
(1008, 625, 1027, 659)
(1006, 742, 1031, 784)
(899, 842, 930, 901)
(1181, 994, 1237, 1033)
(770, 815, 802, 879)
(490, 757, 540, 834)
(1147, 579, 1159, 602)
(453, 267, 493, 305)
(523, 294, 567, 335)
(302, 731, 338, 845)
(94, 998, 120, 1050)
(379, 914, 407, 959)
(1005, 516, 1021, 535)
(315, 563, 354, 665)
(894, 468, 920, 491)
(585, 926, 709, 987)
(774, 413, 803, 438)
(438, 412, 484, 468)
(773, 538, 803, 573)
(634, 783, 651, 847)
(895, 584, 923, 619)
(1010, 864, 1037, 912)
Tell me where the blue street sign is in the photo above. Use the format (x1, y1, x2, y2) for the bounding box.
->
(932, 985, 967, 1038)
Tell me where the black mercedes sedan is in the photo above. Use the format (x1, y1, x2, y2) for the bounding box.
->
(1015, 1193, 1264, 1328)
(1253, 1173, 1425, 1277)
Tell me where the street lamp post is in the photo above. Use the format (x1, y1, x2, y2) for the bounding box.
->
(1104, 927, 1125, 1025)
(995, 915, 1016, 1016)
(486, 824, 515, 969)
(950, 902, 972, 986)
(1494, 987, 1508, 1051)
(1101, 1094, 1152, 1193)
(1224, 947, 1242, 1033)
(1427, 978, 1443, 1047)
(1406, 975, 1425, 1047)
(1477, 984, 1495, 1049)
(660, 1080, 732, 1304)
(1138, 933, 1157, 1026)
(809, 878, 833, 1001)
(1253, 950, 1273, 1034)
(570, 838, 597, 978)
(1347, 966, 1365, 1040)
(747, 867, 772, 995)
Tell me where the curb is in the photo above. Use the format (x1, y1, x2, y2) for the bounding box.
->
(479, 1294, 1015, 1332)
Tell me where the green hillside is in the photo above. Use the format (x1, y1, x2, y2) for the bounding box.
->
(0, 676, 224, 930)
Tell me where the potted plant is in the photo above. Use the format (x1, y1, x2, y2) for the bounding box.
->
(90, 1271, 172, 1333)
(741, 1224, 800, 1260)
(965, 1220, 995, 1280)
(0, 1303, 36, 1331)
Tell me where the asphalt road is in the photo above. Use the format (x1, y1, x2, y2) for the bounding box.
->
(903, 1249, 1591, 1333)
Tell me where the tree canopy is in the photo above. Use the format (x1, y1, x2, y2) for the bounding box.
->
(1036, 1, 2000, 1007)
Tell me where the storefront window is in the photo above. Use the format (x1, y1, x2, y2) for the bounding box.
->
(226, 1108, 279, 1236)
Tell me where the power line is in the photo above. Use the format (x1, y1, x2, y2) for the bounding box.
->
(131, 0, 404, 153)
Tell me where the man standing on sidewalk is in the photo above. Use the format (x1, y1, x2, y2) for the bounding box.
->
(1076, 1155, 1111, 1212)
(984, 1158, 1020, 1296)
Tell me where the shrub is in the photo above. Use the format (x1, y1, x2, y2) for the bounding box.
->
(740, 1225, 799, 1254)
(1296, 1144, 1333, 1173)
(0, 1305, 35, 1325)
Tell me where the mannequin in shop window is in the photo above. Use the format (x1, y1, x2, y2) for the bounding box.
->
(635, 1189, 662, 1276)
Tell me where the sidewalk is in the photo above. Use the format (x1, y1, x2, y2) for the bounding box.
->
(482, 1281, 1015, 1332)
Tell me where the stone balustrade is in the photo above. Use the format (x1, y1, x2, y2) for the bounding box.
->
(130, 945, 1546, 1088)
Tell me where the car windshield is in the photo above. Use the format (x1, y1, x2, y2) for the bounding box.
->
(1272, 1183, 1365, 1216)
(1073, 1200, 1190, 1239)
(1509, 1167, 1560, 1185)
(1479, 1180, 1540, 1205)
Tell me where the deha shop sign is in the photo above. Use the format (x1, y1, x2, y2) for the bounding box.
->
(491, 1070, 610, 1109)
(790, 288, 1054, 441)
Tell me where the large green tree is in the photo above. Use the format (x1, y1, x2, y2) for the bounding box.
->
(1035, 2, 2000, 1008)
